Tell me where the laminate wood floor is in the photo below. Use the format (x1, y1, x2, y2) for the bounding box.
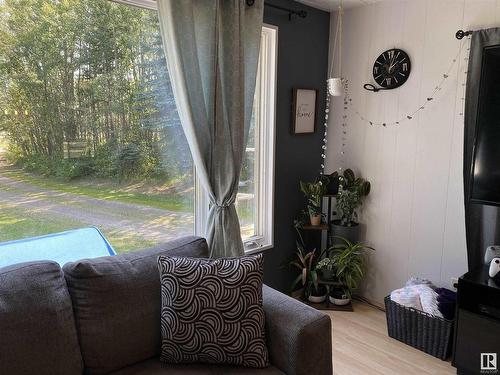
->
(326, 300, 456, 375)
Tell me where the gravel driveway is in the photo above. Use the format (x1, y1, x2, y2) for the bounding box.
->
(0, 167, 194, 244)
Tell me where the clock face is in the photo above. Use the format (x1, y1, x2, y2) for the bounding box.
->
(373, 48, 411, 89)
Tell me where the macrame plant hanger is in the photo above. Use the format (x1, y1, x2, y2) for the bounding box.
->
(321, 0, 345, 176)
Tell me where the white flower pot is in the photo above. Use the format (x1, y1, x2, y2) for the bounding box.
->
(329, 295, 351, 305)
(308, 294, 327, 303)
(327, 77, 343, 97)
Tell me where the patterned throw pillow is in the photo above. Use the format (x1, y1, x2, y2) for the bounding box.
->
(157, 254, 269, 368)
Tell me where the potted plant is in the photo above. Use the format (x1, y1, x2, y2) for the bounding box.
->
(315, 257, 335, 280)
(300, 179, 327, 226)
(329, 285, 351, 305)
(308, 284, 328, 303)
(289, 244, 328, 303)
(327, 236, 374, 305)
(289, 244, 315, 293)
(339, 168, 371, 196)
(331, 169, 370, 243)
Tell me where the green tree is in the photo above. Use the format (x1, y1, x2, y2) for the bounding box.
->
(0, 0, 192, 184)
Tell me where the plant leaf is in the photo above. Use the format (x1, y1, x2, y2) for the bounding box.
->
(344, 168, 355, 183)
(311, 270, 318, 290)
(291, 273, 304, 291)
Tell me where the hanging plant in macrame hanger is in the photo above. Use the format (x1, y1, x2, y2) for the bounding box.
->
(320, 0, 345, 182)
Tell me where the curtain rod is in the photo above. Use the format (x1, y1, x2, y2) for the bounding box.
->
(456, 29, 474, 40)
(246, 1, 307, 19)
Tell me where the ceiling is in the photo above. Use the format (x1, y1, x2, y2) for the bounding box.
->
(295, 0, 383, 12)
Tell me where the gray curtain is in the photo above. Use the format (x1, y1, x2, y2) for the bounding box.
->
(157, 0, 263, 257)
(464, 28, 500, 271)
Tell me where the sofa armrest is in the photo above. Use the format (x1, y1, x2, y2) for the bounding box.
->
(262, 285, 333, 375)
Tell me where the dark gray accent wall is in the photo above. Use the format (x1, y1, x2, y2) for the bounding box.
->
(262, 0, 330, 292)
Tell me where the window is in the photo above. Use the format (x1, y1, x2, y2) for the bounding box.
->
(0, 0, 276, 255)
(0, 0, 193, 253)
(235, 25, 277, 252)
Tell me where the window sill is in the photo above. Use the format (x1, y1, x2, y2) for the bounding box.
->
(244, 243, 273, 255)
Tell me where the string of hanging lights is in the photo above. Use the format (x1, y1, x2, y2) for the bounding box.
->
(320, 86, 330, 175)
(320, 0, 344, 175)
(346, 35, 471, 127)
(320, 33, 471, 176)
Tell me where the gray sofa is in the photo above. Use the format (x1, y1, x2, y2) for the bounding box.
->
(0, 236, 332, 375)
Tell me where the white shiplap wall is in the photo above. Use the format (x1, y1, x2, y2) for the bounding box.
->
(326, 0, 500, 304)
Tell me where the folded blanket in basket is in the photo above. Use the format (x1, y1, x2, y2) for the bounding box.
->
(390, 282, 443, 318)
(390, 286, 422, 311)
(405, 276, 436, 289)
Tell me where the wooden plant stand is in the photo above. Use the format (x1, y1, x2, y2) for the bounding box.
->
(294, 295, 354, 312)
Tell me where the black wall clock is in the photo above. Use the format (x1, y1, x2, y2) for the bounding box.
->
(364, 48, 411, 92)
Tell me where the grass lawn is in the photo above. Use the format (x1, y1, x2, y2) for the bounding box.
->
(97, 229, 157, 253)
(0, 203, 156, 253)
(0, 205, 83, 243)
(2, 167, 193, 213)
(0, 165, 254, 252)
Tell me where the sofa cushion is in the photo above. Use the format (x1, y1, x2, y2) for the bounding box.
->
(108, 357, 285, 375)
(158, 254, 268, 368)
(62, 236, 209, 375)
(0, 261, 83, 375)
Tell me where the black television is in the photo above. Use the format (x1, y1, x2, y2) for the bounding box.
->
(470, 46, 500, 206)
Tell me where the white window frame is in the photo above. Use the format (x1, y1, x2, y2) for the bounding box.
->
(241, 24, 277, 253)
(114, 0, 277, 253)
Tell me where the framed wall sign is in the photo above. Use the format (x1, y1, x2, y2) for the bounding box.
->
(292, 88, 317, 134)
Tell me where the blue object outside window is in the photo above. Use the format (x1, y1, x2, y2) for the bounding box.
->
(0, 227, 116, 268)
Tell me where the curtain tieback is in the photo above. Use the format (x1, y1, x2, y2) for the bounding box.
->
(214, 199, 236, 211)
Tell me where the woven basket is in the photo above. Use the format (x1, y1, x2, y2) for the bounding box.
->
(384, 296, 454, 360)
